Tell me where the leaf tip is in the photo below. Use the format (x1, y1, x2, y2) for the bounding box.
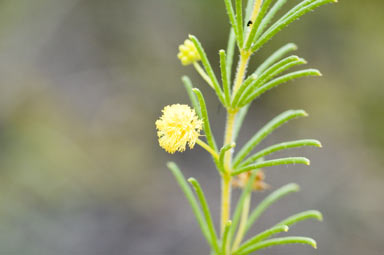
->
(287, 43, 298, 51)
(289, 183, 301, 192)
(298, 110, 309, 117)
(167, 161, 176, 169)
(316, 211, 324, 222)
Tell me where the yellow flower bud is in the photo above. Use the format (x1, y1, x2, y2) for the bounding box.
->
(156, 104, 203, 154)
(177, 39, 201, 66)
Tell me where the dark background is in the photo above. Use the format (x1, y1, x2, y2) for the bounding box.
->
(0, 0, 383, 254)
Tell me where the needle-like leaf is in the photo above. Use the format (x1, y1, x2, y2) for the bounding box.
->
(251, 0, 337, 52)
(235, 225, 289, 254)
(193, 88, 218, 153)
(240, 69, 321, 107)
(232, 157, 310, 176)
(182, 76, 202, 119)
(167, 162, 211, 246)
(276, 210, 323, 227)
(240, 139, 322, 167)
(188, 178, 220, 254)
(235, 236, 317, 255)
(189, 35, 226, 105)
(233, 110, 308, 168)
(245, 183, 300, 235)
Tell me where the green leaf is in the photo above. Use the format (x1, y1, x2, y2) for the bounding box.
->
(221, 220, 232, 254)
(231, 74, 257, 108)
(255, 0, 289, 39)
(188, 178, 220, 253)
(244, 0, 255, 25)
(233, 55, 306, 107)
(167, 162, 211, 245)
(240, 69, 321, 107)
(228, 170, 260, 244)
(226, 29, 236, 82)
(235, 225, 289, 254)
(251, 0, 337, 52)
(219, 50, 231, 106)
(189, 35, 226, 105)
(245, 183, 300, 235)
(192, 88, 218, 153)
(233, 109, 308, 168)
(219, 143, 236, 174)
(255, 43, 297, 76)
(235, 0, 244, 47)
(223, 0, 239, 44)
(182, 76, 202, 119)
(236, 236, 317, 255)
(240, 139, 322, 167)
(232, 157, 310, 176)
(276, 210, 323, 227)
(245, 0, 275, 50)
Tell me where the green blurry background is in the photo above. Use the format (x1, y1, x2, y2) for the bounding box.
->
(0, 0, 383, 254)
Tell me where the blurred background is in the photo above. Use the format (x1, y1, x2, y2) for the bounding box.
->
(0, 0, 383, 254)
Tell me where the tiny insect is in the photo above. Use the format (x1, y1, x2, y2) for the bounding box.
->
(247, 20, 253, 27)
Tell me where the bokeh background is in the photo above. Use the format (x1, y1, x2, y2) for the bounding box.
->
(0, 0, 383, 254)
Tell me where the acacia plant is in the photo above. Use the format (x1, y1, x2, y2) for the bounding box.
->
(156, 0, 336, 254)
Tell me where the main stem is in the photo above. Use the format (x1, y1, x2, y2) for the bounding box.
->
(220, 2, 262, 252)
(221, 51, 251, 236)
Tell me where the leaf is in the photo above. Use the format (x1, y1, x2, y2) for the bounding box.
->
(232, 157, 310, 176)
(233, 55, 306, 107)
(245, 183, 300, 235)
(255, 42, 297, 76)
(255, 0, 289, 39)
(240, 139, 322, 167)
(193, 88, 218, 153)
(251, 0, 337, 52)
(235, 236, 317, 255)
(235, 225, 289, 254)
(240, 69, 321, 107)
(233, 110, 308, 168)
(182, 76, 202, 118)
(188, 178, 220, 253)
(189, 35, 226, 105)
(220, 50, 231, 106)
(167, 162, 211, 246)
(219, 143, 236, 174)
(276, 210, 323, 227)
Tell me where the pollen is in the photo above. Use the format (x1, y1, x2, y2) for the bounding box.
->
(156, 104, 203, 154)
(177, 39, 201, 66)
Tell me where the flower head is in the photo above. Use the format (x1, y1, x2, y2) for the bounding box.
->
(156, 104, 203, 154)
(177, 39, 201, 66)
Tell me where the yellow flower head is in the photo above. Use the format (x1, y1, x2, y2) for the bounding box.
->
(156, 104, 203, 154)
(177, 39, 201, 66)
